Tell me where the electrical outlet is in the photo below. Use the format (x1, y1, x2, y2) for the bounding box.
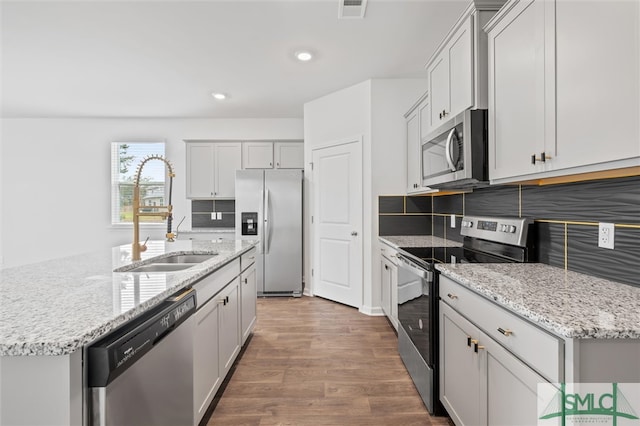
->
(217, 212, 223, 220)
(450, 214, 456, 228)
(211, 212, 216, 220)
(598, 222, 615, 249)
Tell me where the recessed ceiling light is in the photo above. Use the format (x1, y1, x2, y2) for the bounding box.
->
(295, 51, 313, 62)
(211, 92, 227, 100)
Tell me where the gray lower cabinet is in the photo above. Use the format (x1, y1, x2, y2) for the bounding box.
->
(193, 293, 221, 422)
(439, 275, 560, 426)
(192, 253, 256, 425)
(241, 259, 257, 344)
(219, 278, 241, 377)
(440, 302, 546, 425)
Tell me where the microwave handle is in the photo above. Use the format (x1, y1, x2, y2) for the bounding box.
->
(445, 128, 457, 172)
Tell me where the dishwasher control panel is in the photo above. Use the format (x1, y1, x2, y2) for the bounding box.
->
(87, 288, 196, 387)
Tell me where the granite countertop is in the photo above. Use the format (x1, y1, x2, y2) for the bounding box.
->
(0, 239, 257, 356)
(181, 228, 235, 234)
(379, 235, 463, 249)
(436, 263, 640, 339)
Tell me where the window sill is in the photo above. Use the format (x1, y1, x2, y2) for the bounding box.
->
(109, 223, 166, 230)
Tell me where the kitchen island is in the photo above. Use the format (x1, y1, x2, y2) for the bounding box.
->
(0, 239, 257, 426)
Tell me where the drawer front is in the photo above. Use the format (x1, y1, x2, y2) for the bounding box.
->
(194, 259, 240, 307)
(241, 247, 257, 271)
(440, 275, 563, 382)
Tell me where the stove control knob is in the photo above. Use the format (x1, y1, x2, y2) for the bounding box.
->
(510, 225, 517, 233)
(462, 221, 473, 228)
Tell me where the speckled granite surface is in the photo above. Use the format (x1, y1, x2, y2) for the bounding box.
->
(379, 235, 463, 249)
(181, 228, 235, 234)
(0, 239, 257, 356)
(436, 263, 640, 339)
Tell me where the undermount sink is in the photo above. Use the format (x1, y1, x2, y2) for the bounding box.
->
(159, 254, 218, 264)
(115, 253, 218, 273)
(125, 263, 196, 273)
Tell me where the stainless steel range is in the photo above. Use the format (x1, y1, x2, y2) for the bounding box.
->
(395, 216, 536, 415)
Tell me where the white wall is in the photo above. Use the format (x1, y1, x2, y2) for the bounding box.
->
(369, 79, 428, 312)
(303, 81, 371, 306)
(0, 118, 302, 267)
(303, 79, 427, 314)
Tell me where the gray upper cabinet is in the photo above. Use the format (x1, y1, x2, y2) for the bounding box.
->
(243, 141, 304, 169)
(486, 0, 640, 184)
(242, 142, 274, 169)
(423, 2, 503, 136)
(405, 92, 431, 194)
(274, 142, 304, 169)
(186, 142, 242, 199)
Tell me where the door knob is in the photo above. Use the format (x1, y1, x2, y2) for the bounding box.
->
(351, 231, 358, 236)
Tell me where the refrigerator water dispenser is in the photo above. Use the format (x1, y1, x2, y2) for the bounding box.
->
(241, 212, 258, 236)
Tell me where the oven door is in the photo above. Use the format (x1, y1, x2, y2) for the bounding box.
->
(396, 254, 434, 366)
(396, 253, 440, 413)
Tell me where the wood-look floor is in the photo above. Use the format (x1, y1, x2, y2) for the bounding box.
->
(207, 295, 451, 425)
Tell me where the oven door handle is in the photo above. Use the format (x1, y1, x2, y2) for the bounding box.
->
(396, 254, 432, 281)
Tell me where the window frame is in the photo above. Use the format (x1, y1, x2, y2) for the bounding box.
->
(111, 141, 167, 226)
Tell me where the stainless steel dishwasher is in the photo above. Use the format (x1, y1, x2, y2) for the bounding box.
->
(87, 287, 196, 426)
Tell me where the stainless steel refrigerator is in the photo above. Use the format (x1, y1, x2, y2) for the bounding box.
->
(235, 169, 303, 296)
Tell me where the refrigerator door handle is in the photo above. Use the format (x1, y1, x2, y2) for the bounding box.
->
(257, 189, 264, 254)
(264, 188, 271, 254)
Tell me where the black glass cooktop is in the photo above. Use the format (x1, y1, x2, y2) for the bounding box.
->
(399, 245, 515, 267)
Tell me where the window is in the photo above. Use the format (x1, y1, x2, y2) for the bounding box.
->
(111, 142, 166, 225)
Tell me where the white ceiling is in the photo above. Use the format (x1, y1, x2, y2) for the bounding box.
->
(1, 0, 468, 119)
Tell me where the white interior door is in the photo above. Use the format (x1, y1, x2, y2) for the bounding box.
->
(311, 140, 362, 308)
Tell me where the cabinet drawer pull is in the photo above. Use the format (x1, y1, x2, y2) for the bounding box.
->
(447, 293, 458, 300)
(498, 327, 513, 336)
(532, 152, 552, 164)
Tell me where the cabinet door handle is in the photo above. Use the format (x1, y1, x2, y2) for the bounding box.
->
(276, 162, 280, 167)
(270, 162, 273, 167)
(467, 336, 472, 347)
(447, 293, 458, 300)
(532, 152, 552, 164)
(497, 327, 513, 336)
(474, 341, 485, 353)
(384, 265, 389, 270)
(470, 339, 478, 349)
(244, 278, 248, 284)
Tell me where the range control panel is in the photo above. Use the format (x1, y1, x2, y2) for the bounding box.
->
(461, 216, 532, 247)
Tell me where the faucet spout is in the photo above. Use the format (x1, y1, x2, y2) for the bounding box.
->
(132, 155, 176, 261)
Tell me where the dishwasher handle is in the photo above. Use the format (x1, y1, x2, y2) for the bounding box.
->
(87, 288, 196, 388)
(396, 253, 433, 281)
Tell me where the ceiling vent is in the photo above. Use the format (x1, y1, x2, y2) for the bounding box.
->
(338, 0, 368, 19)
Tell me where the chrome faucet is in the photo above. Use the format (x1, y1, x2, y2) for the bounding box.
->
(132, 155, 176, 261)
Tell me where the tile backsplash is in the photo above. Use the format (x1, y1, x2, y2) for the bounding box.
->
(192, 200, 235, 228)
(379, 176, 640, 287)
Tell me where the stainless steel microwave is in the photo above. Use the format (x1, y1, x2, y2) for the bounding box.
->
(421, 109, 488, 189)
